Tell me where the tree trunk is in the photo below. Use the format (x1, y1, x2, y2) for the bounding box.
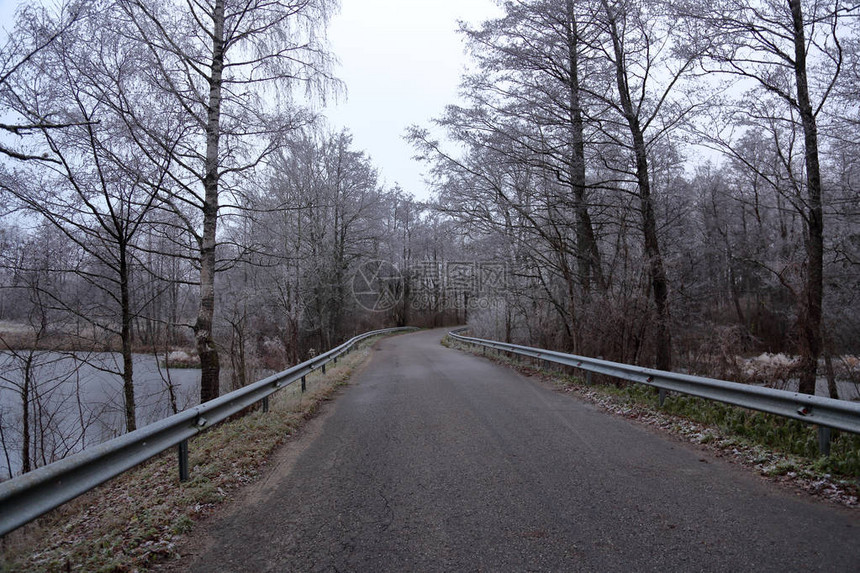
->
(120, 245, 137, 432)
(564, 261, 579, 353)
(789, 0, 823, 396)
(230, 317, 247, 391)
(823, 345, 839, 400)
(505, 301, 512, 344)
(565, 0, 603, 295)
(605, 2, 672, 371)
(195, 0, 226, 404)
(21, 354, 32, 474)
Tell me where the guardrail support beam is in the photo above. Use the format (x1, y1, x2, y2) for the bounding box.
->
(301, 375, 306, 393)
(178, 439, 189, 482)
(262, 396, 269, 413)
(818, 426, 831, 456)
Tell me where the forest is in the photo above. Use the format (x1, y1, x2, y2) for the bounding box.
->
(0, 0, 858, 478)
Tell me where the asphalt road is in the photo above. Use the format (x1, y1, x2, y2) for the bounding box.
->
(178, 329, 859, 572)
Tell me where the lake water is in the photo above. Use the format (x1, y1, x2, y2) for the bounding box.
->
(0, 352, 200, 478)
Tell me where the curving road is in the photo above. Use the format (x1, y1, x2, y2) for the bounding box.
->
(176, 328, 859, 572)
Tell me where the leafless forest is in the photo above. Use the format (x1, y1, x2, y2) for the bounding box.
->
(1, 0, 858, 478)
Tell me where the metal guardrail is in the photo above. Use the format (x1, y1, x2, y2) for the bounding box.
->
(0, 327, 414, 536)
(448, 329, 860, 443)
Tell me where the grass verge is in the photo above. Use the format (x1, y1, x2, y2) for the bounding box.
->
(0, 337, 381, 572)
(444, 336, 860, 507)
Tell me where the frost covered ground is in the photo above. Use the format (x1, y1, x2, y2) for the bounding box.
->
(569, 385, 860, 508)
(735, 352, 860, 399)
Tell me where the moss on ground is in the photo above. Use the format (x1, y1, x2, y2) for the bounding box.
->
(599, 382, 860, 478)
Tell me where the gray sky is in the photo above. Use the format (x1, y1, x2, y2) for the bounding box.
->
(0, 1, 14, 25)
(0, 1, 19, 43)
(325, 0, 500, 200)
(0, 0, 500, 200)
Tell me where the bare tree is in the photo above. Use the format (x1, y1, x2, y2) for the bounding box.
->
(113, 0, 338, 401)
(255, 128, 387, 351)
(1, 5, 180, 431)
(0, 1, 84, 162)
(455, 0, 605, 295)
(680, 0, 852, 393)
(0, 226, 90, 475)
(410, 126, 585, 350)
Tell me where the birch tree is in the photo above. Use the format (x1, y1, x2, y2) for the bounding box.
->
(0, 1, 83, 162)
(115, 0, 337, 402)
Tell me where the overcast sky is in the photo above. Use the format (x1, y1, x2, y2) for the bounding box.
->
(0, 0, 500, 200)
(0, 1, 18, 42)
(325, 0, 500, 200)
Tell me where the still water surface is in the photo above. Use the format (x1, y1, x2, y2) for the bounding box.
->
(0, 351, 200, 478)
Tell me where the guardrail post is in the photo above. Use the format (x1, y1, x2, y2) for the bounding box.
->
(178, 439, 189, 482)
(659, 388, 667, 407)
(818, 426, 831, 456)
(322, 363, 326, 374)
(262, 396, 269, 413)
(585, 371, 592, 386)
(301, 375, 306, 393)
